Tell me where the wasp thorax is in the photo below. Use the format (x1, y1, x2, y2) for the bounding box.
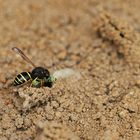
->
(31, 67, 50, 79)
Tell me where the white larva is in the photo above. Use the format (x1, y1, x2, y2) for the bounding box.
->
(53, 68, 81, 80)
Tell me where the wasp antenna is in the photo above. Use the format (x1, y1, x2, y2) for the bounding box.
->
(12, 47, 36, 67)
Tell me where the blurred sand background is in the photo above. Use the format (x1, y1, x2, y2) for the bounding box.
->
(0, 0, 140, 139)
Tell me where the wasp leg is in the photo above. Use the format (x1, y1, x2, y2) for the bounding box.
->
(29, 78, 36, 87)
(30, 82, 33, 87)
(31, 77, 41, 88)
(30, 77, 37, 87)
(29, 80, 33, 87)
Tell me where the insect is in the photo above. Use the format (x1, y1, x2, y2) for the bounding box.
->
(12, 47, 56, 88)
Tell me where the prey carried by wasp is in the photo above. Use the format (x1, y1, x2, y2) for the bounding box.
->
(12, 47, 56, 88)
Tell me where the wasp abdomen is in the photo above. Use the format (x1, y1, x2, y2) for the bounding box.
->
(14, 72, 31, 86)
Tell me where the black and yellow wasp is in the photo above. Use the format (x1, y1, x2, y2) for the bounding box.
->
(12, 47, 56, 88)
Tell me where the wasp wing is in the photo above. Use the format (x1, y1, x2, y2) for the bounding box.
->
(12, 47, 36, 67)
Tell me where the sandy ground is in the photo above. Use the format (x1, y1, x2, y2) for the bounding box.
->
(1, 0, 140, 139)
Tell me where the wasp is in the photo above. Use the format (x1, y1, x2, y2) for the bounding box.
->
(12, 47, 56, 88)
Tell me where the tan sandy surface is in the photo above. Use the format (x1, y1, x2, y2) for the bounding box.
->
(1, 0, 140, 140)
